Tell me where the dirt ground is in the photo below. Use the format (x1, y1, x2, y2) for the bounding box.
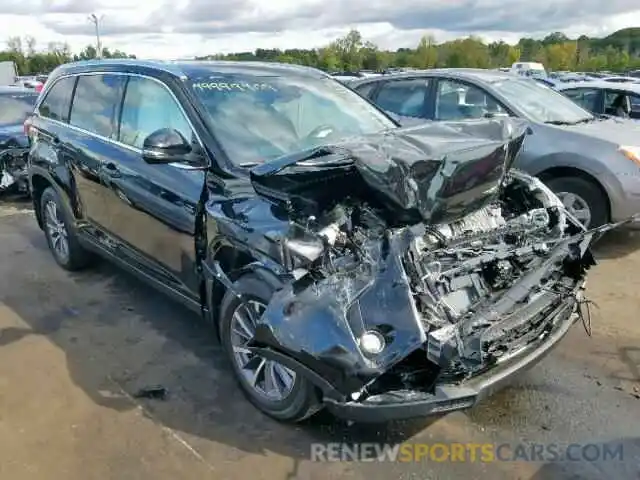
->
(0, 201, 639, 480)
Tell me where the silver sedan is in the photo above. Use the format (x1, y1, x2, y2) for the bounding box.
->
(351, 69, 640, 228)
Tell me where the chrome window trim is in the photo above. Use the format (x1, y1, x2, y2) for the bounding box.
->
(34, 71, 207, 170)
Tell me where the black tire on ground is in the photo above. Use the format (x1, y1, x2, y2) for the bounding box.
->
(40, 187, 94, 271)
(545, 176, 609, 228)
(219, 273, 322, 422)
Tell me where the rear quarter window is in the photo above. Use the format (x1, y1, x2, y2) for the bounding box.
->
(38, 76, 76, 122)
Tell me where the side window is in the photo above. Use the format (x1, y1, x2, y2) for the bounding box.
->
(375, 79, 429, 118)
(630, 94, 640, 112)
(118, 76, 193, 149)
(563, 88, 599, 112)
(435, 79, 506, 121)
(604, 91, 630, 115)
(69, 74, 126, 137)
(38, 76, 76, 122)
(354, 82, 376, 99)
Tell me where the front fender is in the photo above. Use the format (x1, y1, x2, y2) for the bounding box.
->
(252, 231, 427, 397)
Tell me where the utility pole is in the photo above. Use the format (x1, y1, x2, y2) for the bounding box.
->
(88, 14, 104, 59)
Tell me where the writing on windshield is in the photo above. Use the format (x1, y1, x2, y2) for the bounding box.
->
(193, 82, 277, 92)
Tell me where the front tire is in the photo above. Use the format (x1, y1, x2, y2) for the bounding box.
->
(219, 273, 321, 422)
(545, 176, 608, 228)
(40, 187, 94, 271)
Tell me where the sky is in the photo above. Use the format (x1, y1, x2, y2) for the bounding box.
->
(1, 0, 640, 59)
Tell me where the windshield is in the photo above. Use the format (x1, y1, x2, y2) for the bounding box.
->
(0, 93, 37, 126)
(189, 74, 396, 166)
(491, 77, 594, 124)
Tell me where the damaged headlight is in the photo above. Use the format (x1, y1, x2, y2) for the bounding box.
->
(359, 330, 386, 355)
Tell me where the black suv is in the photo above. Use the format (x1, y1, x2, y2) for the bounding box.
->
(27, 60, 599, 423)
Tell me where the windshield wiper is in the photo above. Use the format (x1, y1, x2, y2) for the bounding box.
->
(574, 117, 595, 124)
(250, 145, 353, 177)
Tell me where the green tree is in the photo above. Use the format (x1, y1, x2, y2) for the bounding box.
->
(412, 35, 438, 68)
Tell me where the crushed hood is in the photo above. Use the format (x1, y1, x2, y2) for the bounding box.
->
(250, 118, 529, 226)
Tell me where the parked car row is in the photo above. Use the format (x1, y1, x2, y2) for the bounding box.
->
(18, 59, 621, 424)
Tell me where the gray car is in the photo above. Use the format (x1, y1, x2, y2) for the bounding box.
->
(351, 69, 640, 228)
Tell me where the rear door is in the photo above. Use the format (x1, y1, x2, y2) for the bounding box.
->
(64, 73, 127, 233)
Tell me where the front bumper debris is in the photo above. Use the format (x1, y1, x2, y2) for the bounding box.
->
(325, 298, 578, 422)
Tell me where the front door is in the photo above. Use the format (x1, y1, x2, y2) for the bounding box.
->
(98, 74, 207, 299)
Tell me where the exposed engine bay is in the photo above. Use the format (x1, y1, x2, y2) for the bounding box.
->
(0, 147, 29, 195)
(211, 118, 629, 409)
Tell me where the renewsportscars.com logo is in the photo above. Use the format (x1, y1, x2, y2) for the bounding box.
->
(310, 442, 625, 463)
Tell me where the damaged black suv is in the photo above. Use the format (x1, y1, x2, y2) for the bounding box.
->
(27, 60, 610, 423)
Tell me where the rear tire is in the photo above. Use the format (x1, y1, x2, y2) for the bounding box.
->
(545, 176, 608, 228)
(40, 187, 94, 271)
(219, 273, 322, 422)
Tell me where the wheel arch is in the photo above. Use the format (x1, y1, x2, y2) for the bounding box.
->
(537, 166, 611, 222)
(202, 242, 285, 339)
(29, 166, 78, 230)
(30, 173, 52, 229)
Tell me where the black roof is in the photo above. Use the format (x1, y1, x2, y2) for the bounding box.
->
(49, 59, 328, 81)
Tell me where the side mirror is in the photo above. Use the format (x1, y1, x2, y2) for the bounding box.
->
(141, 128, 207, 168)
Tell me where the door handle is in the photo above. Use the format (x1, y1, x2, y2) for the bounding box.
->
(103, 162, 121, 178)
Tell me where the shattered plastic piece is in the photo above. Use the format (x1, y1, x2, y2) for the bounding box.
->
(133, 385, 168, 400)
(0, 171, 14, 189)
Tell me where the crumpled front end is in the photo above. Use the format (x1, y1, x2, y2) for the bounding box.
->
(240, 118, 626, 421)
(0, 143, 29, 195)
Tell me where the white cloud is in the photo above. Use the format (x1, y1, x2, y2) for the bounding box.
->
(0, 0, 639, 59)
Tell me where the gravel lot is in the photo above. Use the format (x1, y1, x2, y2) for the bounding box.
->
(0, 200, 639, 480)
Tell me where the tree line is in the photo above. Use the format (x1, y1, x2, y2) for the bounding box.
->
(200, 28, 640, 73)
(0, 36, 135, 75)
(2, 27, 640, 76)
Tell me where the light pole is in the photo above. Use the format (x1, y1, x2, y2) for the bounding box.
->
(88, 14, 104, 59)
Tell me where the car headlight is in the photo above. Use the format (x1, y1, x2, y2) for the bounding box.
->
(359, 330, 386, 355)
(619, 145, 640, 166)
